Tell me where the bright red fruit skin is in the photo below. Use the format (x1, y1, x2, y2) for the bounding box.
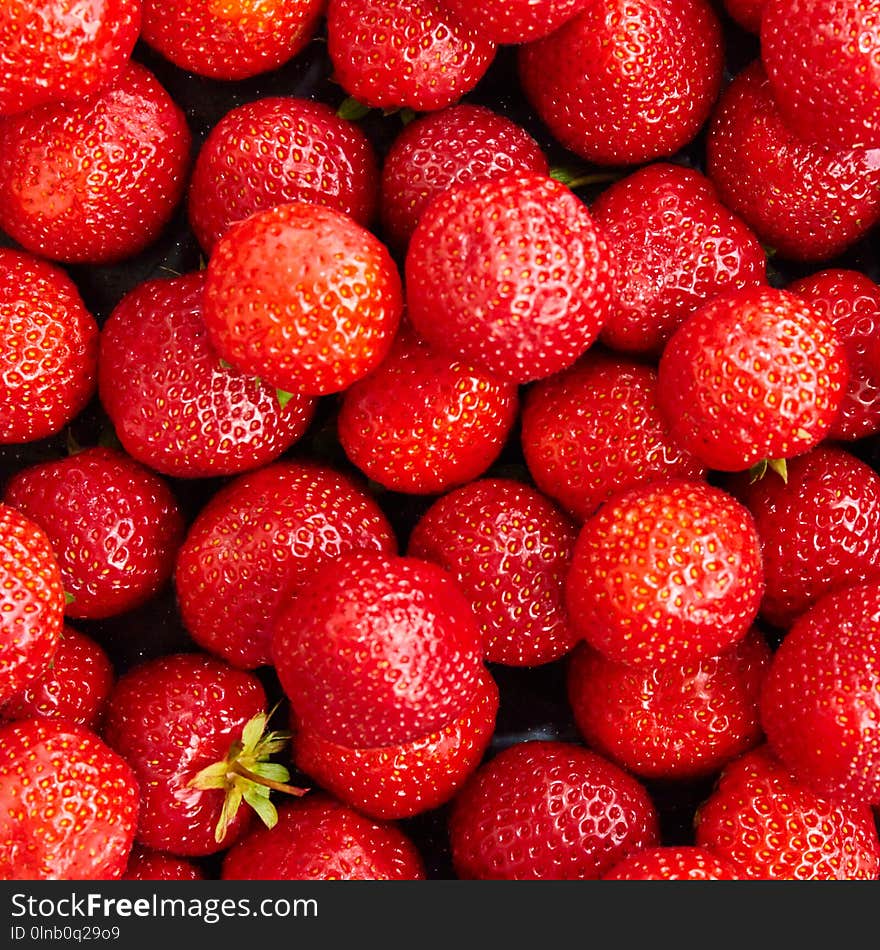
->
(102, 653, 267, 856)
(449, 740, 659, 880)
(0, 62, 192, 265)
(189, 96, 379, 254)
(123, 846, 205, 881)
(722, 0, 765, 30)
(99, 272, 316, 479)
(602, 846, 739, 880)
(0, 248, 98, 445)
(405, 171, 614, 384)
(0, 718, 139, 880)
(273, 552, 484, 748)
(565, 480, 764, 667)
(437, 0, 587, 42)
(4, 447, 185, 620)
(175, 461, 396, 670)
(222, 795, 426, 880)
(695, 746, 880, 879)
(518, 0, 723, 165)
(760, 583, 880, 806)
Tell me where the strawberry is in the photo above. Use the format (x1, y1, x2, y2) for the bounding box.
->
(0, 247, 98, 445)
(656, 287, 847, 472)
(694, 746, 880, 879)
(565, 479, 764, 667)
(518, 0, 724, 165)
(203, 201, 403, 397)
(602, 846, 739, 880)
(0, 0, 141, 116)
(188, 96, 379, 255)
(404, 171, 614, 384)
(174, 461, 396, 670)
(520, 350, 706, 522)
(4, 446, 185, 620)
(722, 0, 765, 30)
(0, 504, 64, 706)
(336, 330, 519, 495)
(566, 631, 770, 780)
(0, 718, 139, 880)
(449, 740, 659, 880)
(272, 552, 485, 748)
(326, 0, 496, 112)
(407, 478, 580, 666)
(590, 162, 767, 356)
(436, 0, 588, 42)
(222, 794, 426, 880)
(706, 62, 880, 262)
(122, 846, 205, 881)
(98, 272, 316, 480)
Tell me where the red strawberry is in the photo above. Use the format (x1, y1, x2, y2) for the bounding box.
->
(694, 746, 880, 879)
(602, 846, 739, 880)
(326, 0, 496, 112)
(292, 668, 498, 820)
(520, 350, 706, 522)
(4, 446, 185, 620)
(518, 0, 723, 165)
(174, 461, 396, 670)
(760, 582, 880, 805)
(0, 0, 141, 116)
(565, 479, 764, 667)
(272, 552, 485, 748)
(0, 718, 139, 880)
(407, 478, 579, 666)
(0, 504, 64, 706)
(98, 272, 316, 480)
(122, 846, 205, 881)
(203, 201, 403, 397)
(706, 62, 880, 262)
(141, 0, 324, 80)
(188, 96, 379, 254)
(436, 0, 588, 42)
(449, 740, 659, 880)
(590, 162, 767, 355)
(0, 61, 192, 265)
(405, 171, 614, 384)
(722, 0, 765, 30)
(0, 248, 98, 445)
(566, 631, 770, 780)
(222, 795, 425, 880)
(336, 330, 519, 495)
(379, 103, 548, 250)
(656, 287, 847, 472)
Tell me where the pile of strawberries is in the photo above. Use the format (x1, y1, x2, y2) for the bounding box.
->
(1, 0, 880, 882)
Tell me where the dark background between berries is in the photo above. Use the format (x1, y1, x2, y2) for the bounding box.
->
(2, 9, 879, 879)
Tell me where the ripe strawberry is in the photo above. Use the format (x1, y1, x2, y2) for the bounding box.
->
(189, 96, 379, 254)
(760, 582, 880, 805)
(272, 552, 484, 748)
(0, 504, 64, 706)
(174, 461, 396, 670)
(449, 740, 659, 880)
(326, 0, 496, 112)
(336, 330, 519, 495)
(292, 668, 498, 820)
(694, 746, 880, 879)
(706, 62, 880, 261)
(0, 718, 139, 880)
(0, 0, 141, 116)
(518, 0, 723, 165)
(565, 480, 764, 667)
(520, 351, 706, 522)
(761, 0, 880, 151)
(436, 0, 588, 42)
(656, 287, 847, 472)
(590, 162, 767, 355)
(407, 478, 579, 666)
(0, 247, 98, 445)
(122, 846, 205, 881)
(4, 446, 185, 620)
(222, 795, 426, 880)
(566, 631, 770, 780)
(379, 104, 548, 250)
(405, 171, 614, 384)
(203, 201, 403, 397)
(722, 0, 765, 30)
(602, 846, 739, 880)
(141, 0, 324, 80)
(98, 272, 316, 480)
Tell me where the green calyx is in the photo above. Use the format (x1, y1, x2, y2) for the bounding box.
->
(336, 96, 371, 121)
(549, 166, 622, 190)
(748, 457, 789, 484)
(276, 389, 295, 409)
